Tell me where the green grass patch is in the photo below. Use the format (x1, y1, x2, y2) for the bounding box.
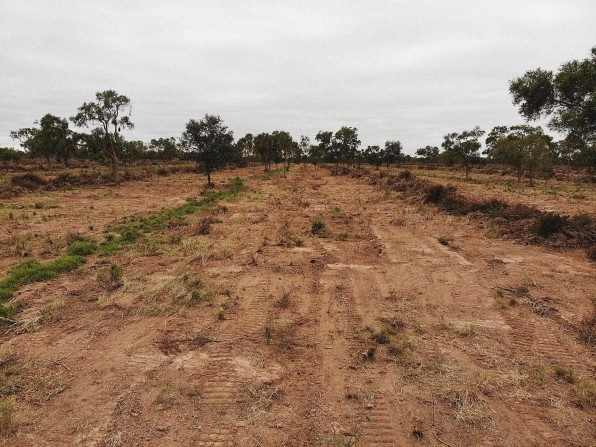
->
(0, 255, 85, 316)
(100, 177, 246, 256)
(68, 240, 97, 256)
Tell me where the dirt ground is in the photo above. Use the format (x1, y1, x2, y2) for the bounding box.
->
(1, 165, 595, 446)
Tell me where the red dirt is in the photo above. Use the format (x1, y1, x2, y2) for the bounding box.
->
(1, 166, 594, 446)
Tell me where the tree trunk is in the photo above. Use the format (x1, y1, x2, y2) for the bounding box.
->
(464, 161, 470, 180)
(110, 154, 120, 184)
(517, 165, 523, 183)
(206, 166, 212, 187)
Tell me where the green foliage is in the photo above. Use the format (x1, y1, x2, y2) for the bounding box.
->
(0, 147, 24, 162)
(0, 256, 85, 305)
(510, 46, 595, 147)
(10, 114, 75, 167)
(68, 240, 97, 256)
(99, 178, 245, 255)
(330, 126, 361, 168)
(441, 127, 485, 179)
(149, 137, 180, 160)
(180, 114, 238, 186)
(71, 90, 134, 183)
(384, 140, 403, 167)
(486, 125, 555, 184)
(311, 218, 326, 234)
(416, 145, 440, 163)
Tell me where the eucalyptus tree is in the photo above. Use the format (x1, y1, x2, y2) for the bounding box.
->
(510, 46, 595, 148)
(441, 127, 484, 179)
(71, 90, 133, 183)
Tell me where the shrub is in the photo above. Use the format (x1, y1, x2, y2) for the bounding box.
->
(424, 184, 456, 204)
(398, 170, 414, 180)
(68, 241, 97, 256)
(0, 399, 16, 435)
(311, 218, 326, 234)
(535, 213, 566, 238)
(10, 173, 47, 189)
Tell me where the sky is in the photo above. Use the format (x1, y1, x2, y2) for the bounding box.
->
(1, 1, 595, 154)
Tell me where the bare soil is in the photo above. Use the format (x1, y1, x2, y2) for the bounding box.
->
(1, 165, 594, 446)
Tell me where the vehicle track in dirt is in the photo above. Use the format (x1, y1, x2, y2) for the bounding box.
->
(1, 166, 594, 446)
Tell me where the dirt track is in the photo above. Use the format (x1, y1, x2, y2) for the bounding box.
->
(1, 166, 595, 446)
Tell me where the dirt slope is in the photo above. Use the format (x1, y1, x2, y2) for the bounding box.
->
(1, 166, 594, 446)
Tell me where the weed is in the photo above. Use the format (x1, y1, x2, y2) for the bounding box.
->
(98, 263, 123, 290)
(454, 324, 478, 337)
(40, 299, 65, 323)
(155, 384, 176, 409)
(554, 366, 576, 384)
(0, 399, 16, 435)
(452, 390, 492, 424)
(386, 289, 399, 300)
(68, 240, 97, 256)
(398, 170, 414, 180)
(372, 330, 391, 345)
(276, 289, 292, 309)
(216, 308, 225, 320)
(520, 363, 547, 387)
(363, 347, 376, 361)
(572, 378, 596, 409)
(387, 340, 414, 356)
(437, 236, 450, 246)
(535, 213, 566, 238)
(311, 217, 326, 234)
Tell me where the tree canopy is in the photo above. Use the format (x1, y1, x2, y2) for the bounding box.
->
(441, 127, 484, 179)
(71, 90, 134, 183)
(181, 114, 236, 186)
(11, 114, 74, 169)
(487, 125, 554, 185)
(509, 46, 596, 148)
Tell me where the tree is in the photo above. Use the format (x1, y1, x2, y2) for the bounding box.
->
(330, 127, 360, 173)
(383, 140, 403, 169)
(488, 125, 554, 185)
(11, 114, 74, 169)
(180, 114, 235, 187)
(271, 131, 295, 172)
(363, 145, 383, 168)
(71, 90, 133, 183)
(298, 135, 310, 164)
(236, 133, 255, 161)
(441, 127, 484, 179)
(254, 132, 276, 171)
(509, 46, 596, 147)
(149, 137, 179, 160)
(415, 145, 439, 164)
(121, 140, 148, 165)
(315, 131, 333, 163)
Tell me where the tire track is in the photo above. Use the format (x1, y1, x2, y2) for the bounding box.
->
(193, 278, 273, 445)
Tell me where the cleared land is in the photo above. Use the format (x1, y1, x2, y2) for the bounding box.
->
(0, 165, 595, 446)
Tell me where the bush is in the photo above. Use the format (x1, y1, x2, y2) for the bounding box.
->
(397, 170, 414, 180)
(535, 213, 566, 238)
(311, 218, 326, 234)
(68, 241, 97, 256)
(424, 184, 455, 204)
(10, 173, 47, 189)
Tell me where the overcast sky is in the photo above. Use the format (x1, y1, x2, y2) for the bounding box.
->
(1, 1, 595, 154)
